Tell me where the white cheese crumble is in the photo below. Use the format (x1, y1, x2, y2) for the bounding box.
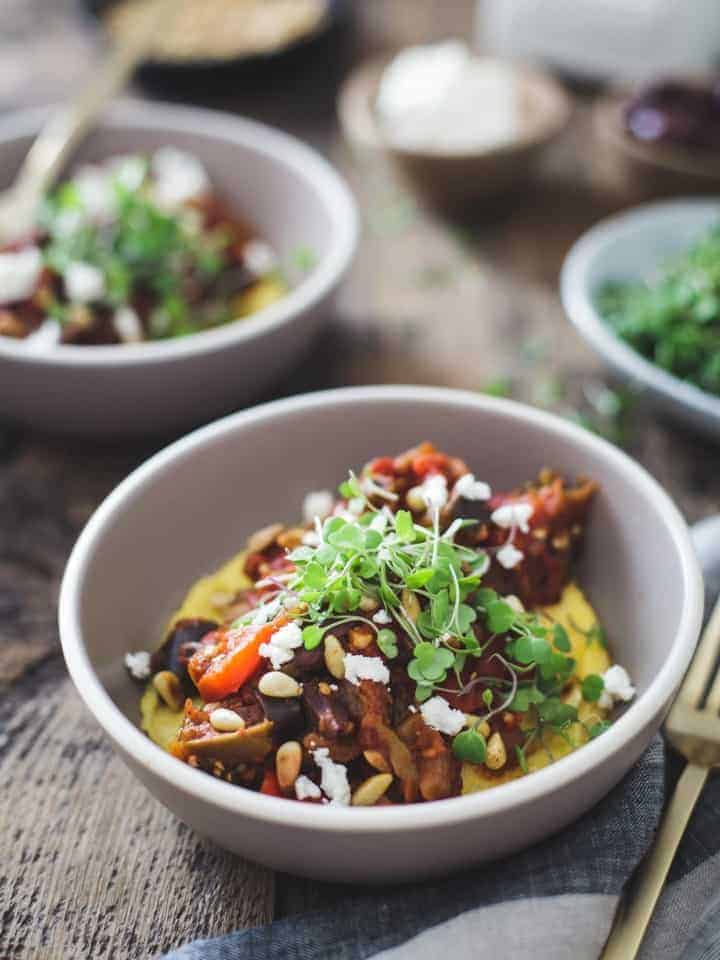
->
(124, 650, 151, 680)
(312, 747, 351, 805)
(243, 240, 278, 277)
(109, 154, 147, 192)
(343, 654, 391, 687)
(0, 246, 43, 304)
(258, 621, 303, 670)
(503, 594, 525, 613)
(419, 473, 448, 512)
(373, 608, 392, 625)
(251, 597, 282, 626)
(347, 497, 366, 516)
(454, 473, 491, 501)
(496, 542, 524, 570)
(294, 774, 322, 801)
(65, 261, 105, 303)
(491, 501, 534, 533)
(74, 165, 116, 221)
(302, 489, 334, 523)
(112, 306, 143, 343)
(369, 511, 389, 533)
(301, 530, 321, 547)
(151, 147, 210, 209)
(598, 665, 636, 711)
(420, 696, 466, 735)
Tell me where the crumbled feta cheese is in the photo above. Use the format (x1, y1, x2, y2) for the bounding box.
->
(65, 261, 105, 303)
(243, 240, 278, 277)
(25, 318, 61, 350)
(301, 530, 321, 547)
(420, 473, 448, 512)
(312, 748, 351, 805)
(302, 489, 334, 523)
(74, 165, 116, 220)
(124, 650, 151, 680)
(598, 665, 636, 711)
(420, 696, 466, 735)
(373, 608, 392, 625)
(343, 654, 391, 687)
(454, 473, 491, 501)
(491, 502, 534, 533)
(258, 621, 303, 669)
(151, 147, 210, 209)
(347, 497, 366, 516)
(0, 246, 43, 304)
(251, 598, 281, 626)
(497, 542, 524, 570)
(113, 306, 143, 343)
(109, 154, 146, 192)
(295, 774, 322, 801)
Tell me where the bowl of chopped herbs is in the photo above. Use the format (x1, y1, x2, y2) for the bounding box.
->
(0, 100, 357, 436)
(561, 199, 720, 438)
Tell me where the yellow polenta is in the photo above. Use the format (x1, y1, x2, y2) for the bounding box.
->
(461, 583, 610, 793)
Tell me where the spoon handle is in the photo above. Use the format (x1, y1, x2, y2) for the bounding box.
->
(9, 0, 174, 219)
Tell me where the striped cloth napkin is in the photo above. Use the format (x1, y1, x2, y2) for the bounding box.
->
(159, 737, 720, 960)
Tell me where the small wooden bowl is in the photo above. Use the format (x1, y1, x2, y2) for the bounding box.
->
(593, 91, 720, 199)
(338, 55, 572, 214)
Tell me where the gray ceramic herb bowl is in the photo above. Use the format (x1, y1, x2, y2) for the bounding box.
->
(0, 101, 357, 437)
(59, 386, 702, 882)
(560, 199, 720, 438)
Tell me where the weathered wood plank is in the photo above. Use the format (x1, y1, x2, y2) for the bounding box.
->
(0, 659, 273, 960)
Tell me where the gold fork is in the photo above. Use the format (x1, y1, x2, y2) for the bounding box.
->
(601, 594, 720, 958)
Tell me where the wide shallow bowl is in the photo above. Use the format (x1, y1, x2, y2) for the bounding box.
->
(338, 55, 571, 214)
(561, 199, 720, 439)
(0, 101, 357, 436)
(59, 385, 703, 882)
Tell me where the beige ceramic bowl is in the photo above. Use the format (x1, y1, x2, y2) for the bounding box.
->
(59, 386, 702, 882)
(0, 101, 357, 436)
(338, 55, 572, 212)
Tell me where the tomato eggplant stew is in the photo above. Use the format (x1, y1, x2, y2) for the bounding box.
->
(127, 444, 635, 806)
(0, 149, 304, 346)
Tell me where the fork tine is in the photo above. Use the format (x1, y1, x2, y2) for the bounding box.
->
(679, 595, 720, 707)
(704, 649, 720, 712)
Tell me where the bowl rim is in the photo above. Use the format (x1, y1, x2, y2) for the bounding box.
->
(0, 99, 358, 368)
(560, 197, 720, 426)
(59, 384, 703, 832)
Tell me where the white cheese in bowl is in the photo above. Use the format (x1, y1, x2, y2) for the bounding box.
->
(376, 41, 518, 153)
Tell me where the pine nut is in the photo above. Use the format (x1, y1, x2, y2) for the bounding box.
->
(275, 740, 302, 790)
(486, 732, 507, 770)
(323, 634, 345, 679)
(406, 486, 426, 512)
(352, 773, 393, 806)
(348, 626, 373, 650)
(401, 589, 420, 623)
(475, 720, 491, 739)
(209, 708, 246, 732)
(503, 594, 525, 613)
(246, 522, 284, 553)
(359, 595, 379, 613)
(152, 670, 184, 711)
(363, 750, 390, 773)
(258, 671, 302, 698)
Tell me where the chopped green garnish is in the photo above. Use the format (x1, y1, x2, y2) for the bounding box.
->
(581, 674, 605, 703)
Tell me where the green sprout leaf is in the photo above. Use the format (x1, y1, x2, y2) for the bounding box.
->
(452, 727, 487, 764)
(581, 674, 605, 703)
(302, 625, 324, 650)
(377, 628, 398, 659)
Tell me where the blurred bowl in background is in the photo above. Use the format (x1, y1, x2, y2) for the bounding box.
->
(338, 52, 572, 215)
(561, 198, 720, 438)
(0, 100, 357, 437)
(82, 0, 351, 92)
(593, 86, 720, 200)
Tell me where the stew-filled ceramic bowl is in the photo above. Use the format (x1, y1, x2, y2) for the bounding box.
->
(0, 100, 357, 436)
(59, 385, 702, 881)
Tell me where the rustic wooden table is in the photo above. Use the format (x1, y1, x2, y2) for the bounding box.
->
(1, 2, 716, 958)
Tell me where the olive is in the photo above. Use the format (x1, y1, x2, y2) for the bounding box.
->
(152, 618, 217, 693)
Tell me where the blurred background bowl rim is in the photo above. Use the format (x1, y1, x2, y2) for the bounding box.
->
(337, 53, 573, 160)
(59, 384, 703, 833)
(561, 197, 720, 427)
(0, 99, 358, 367)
